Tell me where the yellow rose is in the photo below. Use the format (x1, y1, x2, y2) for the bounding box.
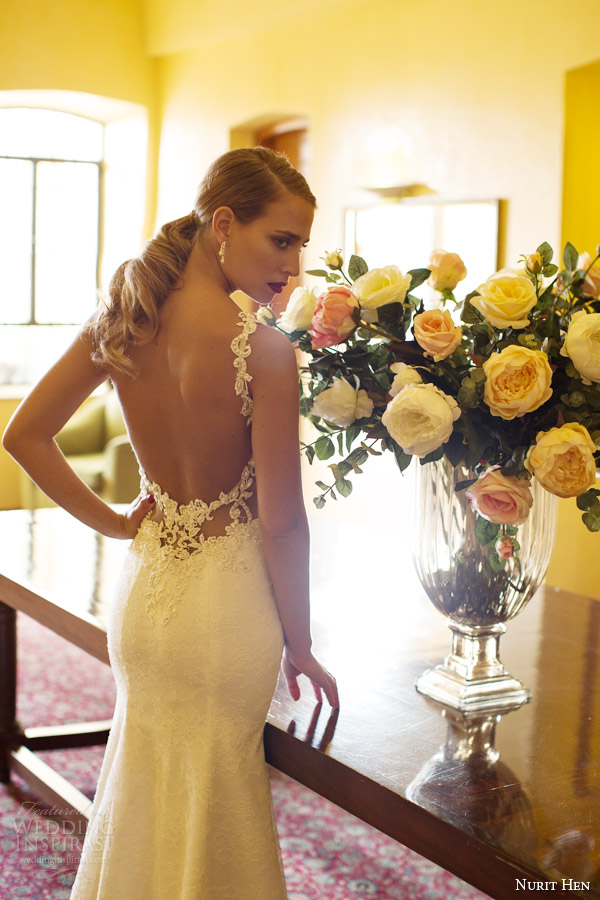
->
(413, 309, 462, 361)
(471, 270, 537, 329)
(561, 310, 600, 385)
(352, 265, 412, 310)
(525, 423, 597, 498)
(483, 345, 553, 420)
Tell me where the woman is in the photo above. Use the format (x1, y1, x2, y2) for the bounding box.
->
(3, 147, 339, 899)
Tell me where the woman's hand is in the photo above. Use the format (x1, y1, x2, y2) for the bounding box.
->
(116, 493, 156, 539)
(282, 645, 339, 708)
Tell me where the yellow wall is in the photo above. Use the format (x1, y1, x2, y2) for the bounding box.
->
(0, 0, 153, 104)
(544, 57, 600, 599)
(152, 0, 600, 597)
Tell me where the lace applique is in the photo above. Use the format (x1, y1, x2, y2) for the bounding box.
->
(231, 310, 257, 422)
(134, 310, 261, 626)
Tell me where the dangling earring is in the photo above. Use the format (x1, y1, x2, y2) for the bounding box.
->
(219, 241, 226, 265)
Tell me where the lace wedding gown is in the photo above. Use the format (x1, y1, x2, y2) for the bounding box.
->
(70, 311, 288, 900)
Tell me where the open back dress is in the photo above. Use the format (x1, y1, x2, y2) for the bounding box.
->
(69, 310, 288, 900)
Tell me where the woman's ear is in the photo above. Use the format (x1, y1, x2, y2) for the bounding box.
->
(212, 206, 235, 243)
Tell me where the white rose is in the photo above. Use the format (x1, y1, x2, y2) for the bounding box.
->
(277, 286, 318, 333)
(561, 310, 600, 385)
(389, 362, 423, 397)
(255, 306, 277, 326)
(311, 375, 374, 427)
(382, 382, 461, 457)
(352, 266, 412, 310)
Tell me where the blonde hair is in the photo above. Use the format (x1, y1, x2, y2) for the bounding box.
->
(88, 147, 316, 375)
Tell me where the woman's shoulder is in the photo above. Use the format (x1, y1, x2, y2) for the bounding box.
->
(246, 314, 297, 375)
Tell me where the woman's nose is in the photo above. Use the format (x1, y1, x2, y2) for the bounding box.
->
(284, 251, 301, 278)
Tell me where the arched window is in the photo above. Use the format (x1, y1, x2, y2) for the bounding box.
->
(0, 108, 103, 326)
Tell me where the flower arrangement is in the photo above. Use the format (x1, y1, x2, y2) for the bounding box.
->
(274, 242, 600, 563)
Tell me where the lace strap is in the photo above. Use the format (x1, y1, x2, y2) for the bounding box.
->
(231, 310, 257, 422)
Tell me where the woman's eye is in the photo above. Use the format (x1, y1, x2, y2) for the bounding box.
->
(274, 237, 290, 248)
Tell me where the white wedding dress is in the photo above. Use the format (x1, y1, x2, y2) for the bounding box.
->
(70, 310, 288, 900)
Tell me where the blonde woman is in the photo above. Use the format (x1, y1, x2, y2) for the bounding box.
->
(3, 147, 338, 900)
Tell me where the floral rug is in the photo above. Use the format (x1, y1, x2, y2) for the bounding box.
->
(0, 614, 491, 900)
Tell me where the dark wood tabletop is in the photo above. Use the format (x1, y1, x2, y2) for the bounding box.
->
(0, 506, 598, 899)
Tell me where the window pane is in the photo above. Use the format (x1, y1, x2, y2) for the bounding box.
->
(35, 161, 99, 324)
(0, 109, 103, 161)
(0, 158, 33, 324)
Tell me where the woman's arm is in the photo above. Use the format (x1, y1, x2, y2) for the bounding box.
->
(2, 328, 154, 539)
(248, 325, 339, 708)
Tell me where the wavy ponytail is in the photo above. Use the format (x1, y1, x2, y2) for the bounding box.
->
(88, 147, 316, 376)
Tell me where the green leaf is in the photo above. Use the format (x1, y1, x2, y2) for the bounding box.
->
(313, 496, 326, 509)
(406, 268, 431, 290)
(315, 436, 335, 460)
(488, 550, 507, 572)
(577, 489, 600, 510)
(315, 480, 330, 491)
(348, 255, 369, 281)
(501, 446, 529, 477)
(328, 463, 342, 481)
(336, 478, 353, 497)
(420, 446, 445, 464)
(455, 478, 477, 492)
(470, 368, 487, 384)
(582, 511, 600, 532)
(305, 269, 328, 277)
(325, 273, 341, 283)
(337, 432, 344, 455)
(542, 263, 559, 277)
(304, 445, 315, 464)
(475, 516, 500, 545)
(346, 425, 361, 451)
(457, 378, 479, 409)
(461, 295, 484, 325)
(537, 242, 553, 265)
(391, 440, 413, 472)
(563, 242, 578, 271)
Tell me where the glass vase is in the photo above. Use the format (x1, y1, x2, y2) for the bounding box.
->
(411, 457, 558, 712)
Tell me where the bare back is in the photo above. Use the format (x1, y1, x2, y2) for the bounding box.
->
(111, 278, 260, 537)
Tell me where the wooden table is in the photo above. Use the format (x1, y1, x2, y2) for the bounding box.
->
(0, 507, 598, 899)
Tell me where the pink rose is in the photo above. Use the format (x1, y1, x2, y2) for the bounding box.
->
(466, 467, 533, 526)
(413, 309, 462, 361)
(577, 252, 600, 299)
(427, 249, 467, 292)
(309, 285, 358, 349)
(495, 536, 517, 559)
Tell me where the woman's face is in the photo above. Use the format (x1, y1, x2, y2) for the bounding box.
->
(225, 192, 314, 303)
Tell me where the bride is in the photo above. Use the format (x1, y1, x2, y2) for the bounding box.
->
(3, 146, 339, 899)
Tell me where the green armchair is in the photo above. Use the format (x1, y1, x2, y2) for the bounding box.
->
(19, 389, 140, 509)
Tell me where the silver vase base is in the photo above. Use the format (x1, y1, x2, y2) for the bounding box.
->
(416, 664, 530, 713)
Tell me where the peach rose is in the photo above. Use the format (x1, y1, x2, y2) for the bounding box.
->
(496, 535, 517, 559)
(466, 467, 533, 526)
(525, 423, 597, 498)
(483, 345, 553, 420)
(309, 285, 358, 349)
(471, 270, 537, 329)
(427, 249, 467, 292)
(578, 252, 600, 299)
(413, 309, 462, 361)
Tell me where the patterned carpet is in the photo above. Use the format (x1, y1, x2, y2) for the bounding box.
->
(0, 614, 491, 899)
